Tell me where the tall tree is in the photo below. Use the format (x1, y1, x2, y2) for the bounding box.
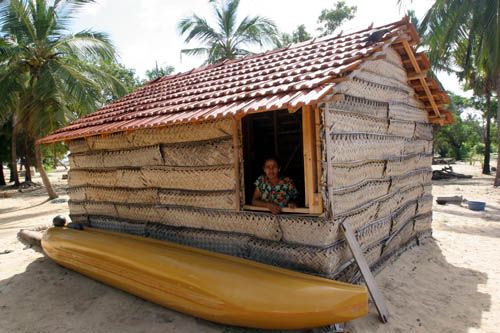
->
(178, 0, 278, 64)
(274, 25, 312, 48)
(145, 62, 175, 81)
(317, 1, 357, 37)
(0, 0, 125, 198)
(420, 0, 500, 185)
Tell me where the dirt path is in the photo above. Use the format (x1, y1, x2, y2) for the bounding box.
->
(1, 163, 499, 332)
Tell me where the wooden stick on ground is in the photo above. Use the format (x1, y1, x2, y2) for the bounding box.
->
(18, 229, 43, 247)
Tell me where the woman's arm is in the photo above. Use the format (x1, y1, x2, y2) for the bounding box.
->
(252, 188, 281, 214)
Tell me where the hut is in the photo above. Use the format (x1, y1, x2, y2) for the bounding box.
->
(39, 18, 451, 282)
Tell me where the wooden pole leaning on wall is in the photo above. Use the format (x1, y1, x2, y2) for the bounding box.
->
(232, 117, 241, 211)
(341, 221, 389, 323)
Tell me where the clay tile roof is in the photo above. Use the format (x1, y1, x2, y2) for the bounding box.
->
(39, 17, 451, 144)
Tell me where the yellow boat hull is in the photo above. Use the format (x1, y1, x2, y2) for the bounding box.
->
(41, 227, 368, 329)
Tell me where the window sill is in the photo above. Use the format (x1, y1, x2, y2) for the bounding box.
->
(242, 205, 320, 215)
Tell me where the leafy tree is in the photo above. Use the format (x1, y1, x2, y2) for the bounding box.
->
(145, 62, 175, 81)
(291, 25, 312, 43)
(178, 0, 278, 64)
(274, 25, 312, 48)
(434, 94, 482, 161)
(419, 0, 500, 185)
(0, 0, 124, 198)
(99, 60, 141, 103)
(317, 1, 357, 37)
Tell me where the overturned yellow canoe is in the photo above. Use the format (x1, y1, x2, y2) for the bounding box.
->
(41, 227, 368, 329)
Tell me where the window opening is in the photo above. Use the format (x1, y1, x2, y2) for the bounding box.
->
(242, 109, 306, 209)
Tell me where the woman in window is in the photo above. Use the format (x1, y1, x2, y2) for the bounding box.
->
(252, 157, 298, 214)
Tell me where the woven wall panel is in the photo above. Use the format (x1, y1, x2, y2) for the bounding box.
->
(390, 201, 417, 233)
(326, 95, 388, 119)
(331, 179, 391, 215)
(382, 218, 415, 256)
(335, 201, 380, 234)
(375, 191, 401, 220)
(89, 216, 147, 237)
(158, 189, 235, 210)
(416, 195, 433, 215)
(359, 49, 407, 84)
(278, 215, 338, 247)
(71, 119, 233, 153)
(388, 119, 415, 138)
(68, 201, 86, 215)
(391, 169, 432, 191)
(142, 166, 234, 190)
(67, 139, 90, 154)
(357, 216, 391, 249)
(246, 238, 349, 275)
(91, 204, 282, 242)
(330, 161, 385, 189)
(69, 166, 234, 191)
(161, 137, 233, 167)
(385, 154, 432, 176)
(354, 70, 412, 96)
(403, 139, 433, 155)
(146, 222, 251, 258)
(336, 76, 410, 103)
(328, 133, 403, 163)
(70, 145, 163, 169)
(159, 207, 281, 241)
(67, 187, 86, 202)
(415, 123, 433, 140)
(399, 185, 425, 207)
(328, 111, 388, 135)
(389, 102, 429, 123)
(115, 204, 160, 224)
(414, 213, 432, 234)
(129, 119, 233, 148)
(87, 187, 159, 205)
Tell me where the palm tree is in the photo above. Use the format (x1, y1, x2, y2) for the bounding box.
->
(0, 0, 125, 198)
(419, 0, 500, 185)
(178, 0, 278, 64)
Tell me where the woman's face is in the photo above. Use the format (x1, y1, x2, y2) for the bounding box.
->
(263, 159, 279, 180)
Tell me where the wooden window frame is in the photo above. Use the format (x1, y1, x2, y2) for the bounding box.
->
(234, 106, 323, 215)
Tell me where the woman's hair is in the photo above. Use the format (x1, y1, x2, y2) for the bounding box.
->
(263, 156, 280, 167)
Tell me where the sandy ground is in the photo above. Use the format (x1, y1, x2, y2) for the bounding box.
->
(1, 162, 499, 333)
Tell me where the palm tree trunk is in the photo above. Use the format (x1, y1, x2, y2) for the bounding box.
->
(53, 144, 57, 169)
(24, 137, 32, 182)
(35, 144, 58, 199)
(0, 163, 6, 186)
(8, 163, 14, 182)
(11, 114, 20, 186)
(483, 91, 491, 174)
(495, 74, 500, 186)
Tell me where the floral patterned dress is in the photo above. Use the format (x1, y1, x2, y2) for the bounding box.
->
(254, 175, 299, 208)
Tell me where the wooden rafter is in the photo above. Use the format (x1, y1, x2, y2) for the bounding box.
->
(401, 40, 441, 119)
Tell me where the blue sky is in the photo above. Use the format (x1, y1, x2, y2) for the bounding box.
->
(72, 0, 468, 96)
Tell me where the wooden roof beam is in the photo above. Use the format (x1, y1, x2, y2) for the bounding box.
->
(402, 40, 441, 118)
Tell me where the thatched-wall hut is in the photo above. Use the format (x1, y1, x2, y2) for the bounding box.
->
(39, 18, 451, 281)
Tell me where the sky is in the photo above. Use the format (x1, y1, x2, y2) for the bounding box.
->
(72, 0, 469, 96)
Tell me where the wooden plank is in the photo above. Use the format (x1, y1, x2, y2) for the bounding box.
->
(232, 118, 241, 211)
(402, 40, 441, 118)
(302, 105, 314, 208)
(314, 106, 324, 213)
(341, 221, 389, 323)
(242, 205, 317, 215)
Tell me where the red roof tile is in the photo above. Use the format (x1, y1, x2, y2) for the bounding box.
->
(39, 18, 450, 144)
